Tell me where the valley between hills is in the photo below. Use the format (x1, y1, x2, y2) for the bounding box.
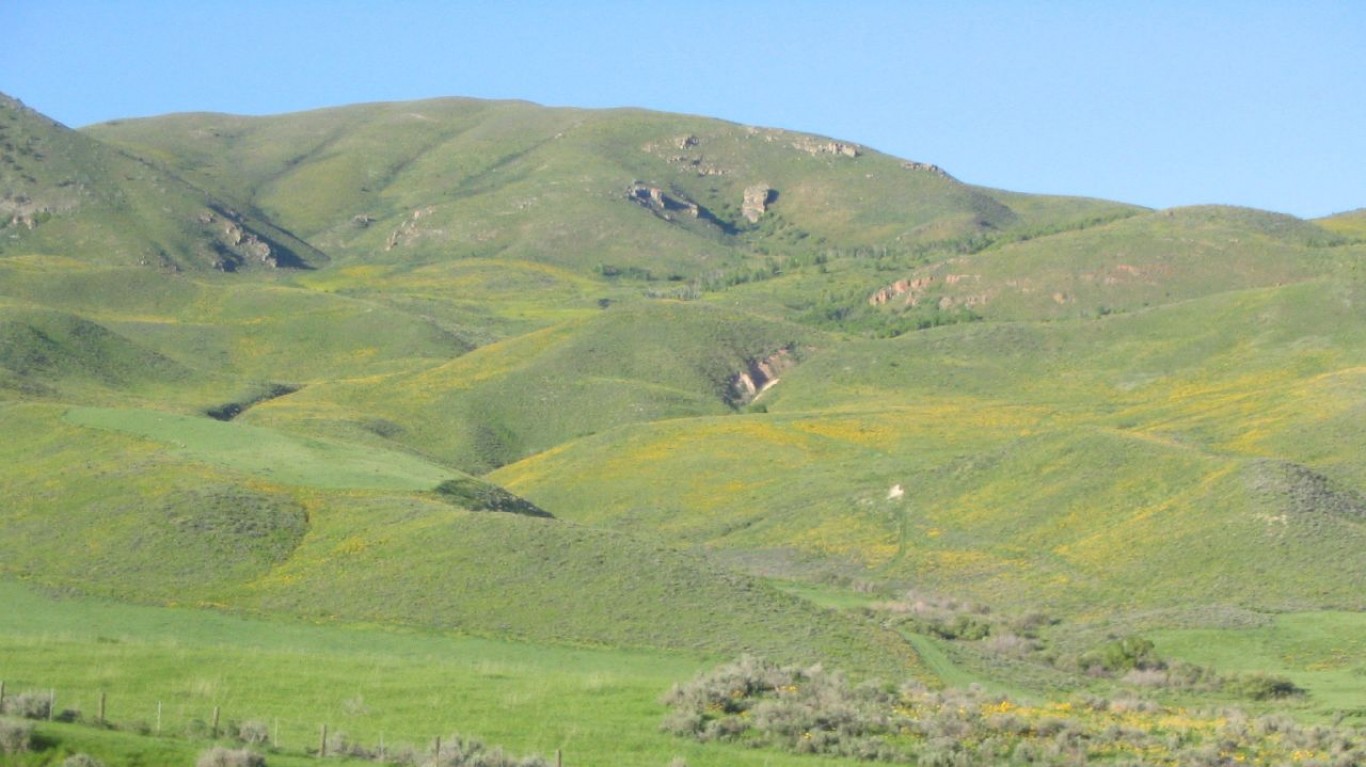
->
(1, 91, 1363, 766)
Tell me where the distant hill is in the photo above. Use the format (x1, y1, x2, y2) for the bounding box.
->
(1317, 207, 1366, 239)
(85, 97, 1140, 275)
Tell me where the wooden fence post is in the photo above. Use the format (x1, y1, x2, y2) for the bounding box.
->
(98, 691, 107, 725)
(0, 680, 6, 711)
(211, 706, 220, 739)
(48, 689, 55, 721)
(319, 723, 328, 758)
(156, 701, 162, 734)
(556, 748, 563, 767)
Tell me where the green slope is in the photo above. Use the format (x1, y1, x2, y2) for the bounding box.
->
(492, 279, 1366, 613)
(0, 92, 1360, 694)
(241, 300, 817, 471)
(85, 97, 1137, 277)
(1, 92, 325, 272)
(861, 205, 1353, 323)
(0, 306, 194, 399)
(0, 402, 915, 670)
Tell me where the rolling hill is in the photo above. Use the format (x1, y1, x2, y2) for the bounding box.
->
(2, 92, 1363, 764)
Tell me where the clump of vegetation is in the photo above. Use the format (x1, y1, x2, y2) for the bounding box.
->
(233, 719, 271, 747)
(196, 746, 266, 767)
(0, 690, 52, 719)
(874, 590, 1005, 641)
(0, 717, 34, 755)
(422, 734, 549, 767)
(1079, 635, 1163, 674)
(434, 478, 553, 518)
(1224, 672, 1305, 701)
(871, 591, 1303, 701)
(62, 754, 106, 767)
(307, 731, 549, 767)
(203, 382, 301, 422)
(662, 656, 1366, 766)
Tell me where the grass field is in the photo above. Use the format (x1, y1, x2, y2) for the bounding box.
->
(1151, 612, 1366, 719)
(0, 580, 868, 767)
(64, 406, 458, 491)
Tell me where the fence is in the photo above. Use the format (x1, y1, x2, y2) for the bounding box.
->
(0, 681, 564, 765)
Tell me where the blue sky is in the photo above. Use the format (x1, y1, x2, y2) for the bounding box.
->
(2, 1, 1362, 218)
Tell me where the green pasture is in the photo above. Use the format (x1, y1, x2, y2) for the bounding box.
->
(1152, 612, 1366, 719)
(0, 580, 865, 767)
(63, 405, 457, 491)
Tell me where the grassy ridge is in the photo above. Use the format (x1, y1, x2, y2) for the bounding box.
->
(85, 97, 1137, 278)
(861, 205, 1353, 324)
(1, 93, 324, 273)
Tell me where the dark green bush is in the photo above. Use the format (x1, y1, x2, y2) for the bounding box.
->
(434, 478, 553, 518)
(1081, 636, 1161, 674)
(1226, 673, 1304, 701)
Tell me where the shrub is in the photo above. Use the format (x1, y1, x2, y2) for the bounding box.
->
(1081, 636, 1162, 674)
(234, 719, 271, 746)
(1, 690, 52, 719)
(0, 717, 34, 755)
(196, 746, 266, 767)
(323, 730, 377, 759)
(1227, 673, 1303, 701)
(433, 478, 552, 518)
(424, 734, 549, 767)
(982, 631, 1039, 658)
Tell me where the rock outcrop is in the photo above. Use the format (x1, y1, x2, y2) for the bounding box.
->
(199, 206, 298, 270)
(726, 346, 796, 406)
(742, 184, 773, 223)
(627, 182, 702, 221)
(791, 136, 860, 158)
(901, 160, 953, 179)
(385, 206, 438, 251)
(640, 134, 730, 177)
(868, 272, 984, 308)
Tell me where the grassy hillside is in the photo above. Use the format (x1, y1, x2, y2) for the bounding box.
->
(1317, 207, 1366, 239)
(1, 93, 324, 273)
(85, 98, 1140, 276)
(493, 278, 1366, 613)
(0, 401, 913, 672)
(241, 300, 817, 471)
(1, 93, 1363, 767)
(859, 205, 1353, 323)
